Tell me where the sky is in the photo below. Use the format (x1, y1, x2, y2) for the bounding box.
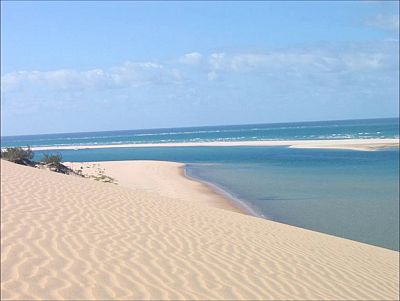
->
(1, 1, 399, 136)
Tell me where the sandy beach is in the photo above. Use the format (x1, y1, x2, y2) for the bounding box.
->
(27, 138, 399, 152)
(64, 160, 251, 215)
(1, 159, 399, 300)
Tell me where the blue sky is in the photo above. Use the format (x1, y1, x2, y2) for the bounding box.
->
(1, 1, 399, 136)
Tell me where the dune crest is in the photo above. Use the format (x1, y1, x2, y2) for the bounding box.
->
(1, 160, 399, 300)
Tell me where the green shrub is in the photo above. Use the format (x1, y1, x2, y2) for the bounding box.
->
(0, 146, 34, 162)
(41, 153, 63, 165)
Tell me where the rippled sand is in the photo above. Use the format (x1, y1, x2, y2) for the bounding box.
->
(1, 159, 399, 300)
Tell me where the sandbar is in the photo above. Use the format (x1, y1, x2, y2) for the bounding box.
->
(26, 138, 399, 151)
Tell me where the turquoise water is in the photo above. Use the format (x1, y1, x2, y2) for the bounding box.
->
(186, 148, 399, 251)
(1, 118, 398, 148)
(2, 118, 399, 251)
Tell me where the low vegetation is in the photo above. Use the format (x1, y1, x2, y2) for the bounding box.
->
(2, 146, 115, 184)
(1, 146, 75, 175)
(42, 153, 63, 166)
(0, 146, 35, 166)
(91, 174, 117, 184)
(40, 153, 71, 173)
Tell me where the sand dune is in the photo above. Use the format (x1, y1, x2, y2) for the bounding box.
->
(28, 138, 400, 151)
(1, 159, 399, 300)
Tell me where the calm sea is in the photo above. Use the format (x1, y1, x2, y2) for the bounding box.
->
(2, 118, 399, 251)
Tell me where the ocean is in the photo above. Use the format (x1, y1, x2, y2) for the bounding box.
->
(2, 118, 399, 251)
(1, 118, 398, 148)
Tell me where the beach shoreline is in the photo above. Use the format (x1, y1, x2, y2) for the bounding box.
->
(64, 160, 250, 215)
(14, 138, 399, 152)
(182, 165, 262, 217)
(63, 160, 268, 218)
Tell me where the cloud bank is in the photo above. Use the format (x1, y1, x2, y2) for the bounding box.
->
(2, 42, 397, 94)
(2, 61, 182, 93)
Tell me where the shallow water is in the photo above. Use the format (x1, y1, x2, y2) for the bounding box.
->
(185, 148, 399, 251)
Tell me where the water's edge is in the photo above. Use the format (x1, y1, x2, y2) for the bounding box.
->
(183, 164, 264, 218)
(184, 163, 400, 252)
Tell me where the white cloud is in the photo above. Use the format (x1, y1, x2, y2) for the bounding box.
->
(2, 43, 397, 91)
(2, 61, 182, 93)
(208, 53, 227, 71)
(204, 44, 397, 80)
(366, 14, 399, 30)
(178, 52, 203, 65)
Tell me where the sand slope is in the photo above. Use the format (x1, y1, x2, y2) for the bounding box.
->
(1, 160, 399, 300)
